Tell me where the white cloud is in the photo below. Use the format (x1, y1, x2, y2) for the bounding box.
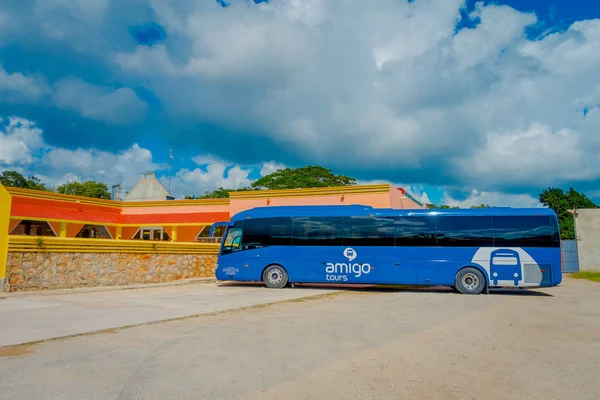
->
(172, 156, 286, 197)
(38, 0, 110, 25)
(444, 190, 542, 208)
(0, 117, 45, 165)
(108, 0, 600, 190)
(454, 122, 600, 187)
(0, 65, 48, 103)
(173, 164, 252, 198)
(1, 115, 558, 205)
(453, 4, 536, 70)
(41, 143, 161, 189)
(0, 63, 147, 125)
(4, 0, 600, 195)
(0, 116, 161, 190)
(52, 78, 148, 125)
(260, 161, 286, 177)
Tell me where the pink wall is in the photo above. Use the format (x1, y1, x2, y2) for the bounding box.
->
(390, 189, 424, 209)
(229, 193, 393, 216)
(121, 204, 230, 215)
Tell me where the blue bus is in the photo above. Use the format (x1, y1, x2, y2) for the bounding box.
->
(213, 205, 562, 294)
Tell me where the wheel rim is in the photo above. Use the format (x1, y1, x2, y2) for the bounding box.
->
(268, 268, 283, 285)
(462, 272, 479, 291)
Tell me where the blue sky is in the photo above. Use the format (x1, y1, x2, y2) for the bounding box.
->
(1, 0, 600, 206)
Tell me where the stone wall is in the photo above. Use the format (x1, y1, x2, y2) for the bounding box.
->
(5, 252, 217, 292)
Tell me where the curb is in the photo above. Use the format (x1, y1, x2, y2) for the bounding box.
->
(0, 277, 217, 299)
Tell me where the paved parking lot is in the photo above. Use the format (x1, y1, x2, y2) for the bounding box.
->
(0, 282, 338, 347)
(1, 277, 599, 399)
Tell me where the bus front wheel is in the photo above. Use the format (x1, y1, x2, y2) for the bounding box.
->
(455, 267, 486, 295)
(262, 265, 288, 289)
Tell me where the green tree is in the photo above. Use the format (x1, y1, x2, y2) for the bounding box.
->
(0, 170, 51, 191)
(186, 187, 254, 199)
(539, 187, 598, 240)
(426, 203, 459, 209)
(470, 204, 491, 208)
(57, 180, 111, 199)
(251, 166, 356, 190)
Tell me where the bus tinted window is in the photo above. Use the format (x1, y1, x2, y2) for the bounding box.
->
(342, 216, 395, 246)
(243, 217, 292, 247)
(293, 217, 343, 246)
(395, 216, 437, 246)
(493, 216, 556, 247)
(436, 216, 494, 247)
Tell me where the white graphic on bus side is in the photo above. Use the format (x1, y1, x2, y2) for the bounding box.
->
(471, 247, 543, 287)
(326, 248, 372, 282)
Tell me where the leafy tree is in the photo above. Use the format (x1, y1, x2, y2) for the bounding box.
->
(184, 166, 356, 198)
(426, 203, 459, 209)
(251, 166, 356, 190)
(0, 170, 51, 191)
(186, 187, 254, 199)
(470, 204, 491, 208)
(539, 187, 598, 240)
(57, 180, 111, 199)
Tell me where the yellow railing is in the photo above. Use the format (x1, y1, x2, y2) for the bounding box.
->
(7, 236, 221, 255)
(228, 184, 391, 199)
(5, 186, 231, 208)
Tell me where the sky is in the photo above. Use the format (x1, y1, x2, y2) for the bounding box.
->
(1, 0, 600, 207)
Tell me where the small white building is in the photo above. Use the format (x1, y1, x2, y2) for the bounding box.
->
(572, 208, 600, 272)
(124, 172, 174, 202)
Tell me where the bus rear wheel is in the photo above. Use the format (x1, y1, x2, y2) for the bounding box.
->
(262, 265, 288, 289)
(455, 267, 486, 295)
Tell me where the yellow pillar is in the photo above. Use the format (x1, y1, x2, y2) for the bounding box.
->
(0, 184, 12, 291)
(171, 226, 178, 242)
(116, 226, 122, 240)
(60, 222, 67, 238)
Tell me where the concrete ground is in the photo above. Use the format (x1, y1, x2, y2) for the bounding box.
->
(1, 277, 599, 399)
(0, 281, 338, 347)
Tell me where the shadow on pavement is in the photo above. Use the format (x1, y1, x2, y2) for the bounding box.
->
(216, 281, 554, 297)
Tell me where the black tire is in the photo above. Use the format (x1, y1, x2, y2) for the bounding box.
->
(455, 267, 486, 295)
(262, 265, 288, 289)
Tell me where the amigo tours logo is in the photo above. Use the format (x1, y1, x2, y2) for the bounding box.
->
(325, 248, 372, 282)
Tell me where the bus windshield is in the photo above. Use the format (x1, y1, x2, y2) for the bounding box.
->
(222, 226, 242, 254)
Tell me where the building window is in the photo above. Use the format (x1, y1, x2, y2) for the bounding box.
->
(10, 220, 57, 237)
(132, 227, 170, 241)
(196, 226, 225, 243)
(76, 225, 112, 239)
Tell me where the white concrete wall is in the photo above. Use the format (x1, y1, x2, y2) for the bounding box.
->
(574, 209, 600, 272)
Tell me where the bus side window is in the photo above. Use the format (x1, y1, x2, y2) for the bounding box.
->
(436, 216, 493, 247)
(395, 216, 437, 246)
(493, 216, 555, 247)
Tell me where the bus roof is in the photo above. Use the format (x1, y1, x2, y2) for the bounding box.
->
(229, 204, 556, 222)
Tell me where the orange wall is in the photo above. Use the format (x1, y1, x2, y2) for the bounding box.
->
(48, 221, 61, 236)
(8, 219, 21, 233)
(67, 223, 85, 237)
(229, 193, 393, 216)
(176, 226, 205, 242)
(121, 226, 140, 240)
(107, 226, 117, 239)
